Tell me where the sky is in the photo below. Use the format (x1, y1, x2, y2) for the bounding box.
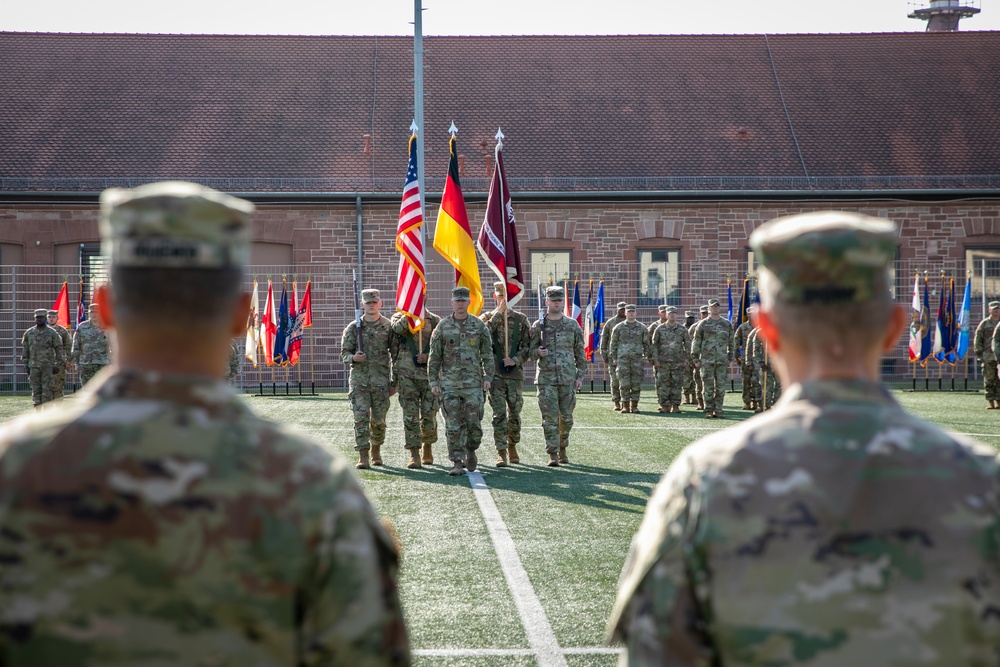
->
(4, 0, 999, 35)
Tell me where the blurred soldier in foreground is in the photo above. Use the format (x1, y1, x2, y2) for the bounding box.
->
(600, 301, 628, 411)
(46, 310, 71, 400)
(976, 300, 1000, 408)
(389, 308, 441, 468)
(649, 306, 690, 413)
(530, 286, 587, 466)
(609, 211, 1000, 665)
(480, 281, 531, 466)
(71, 303, 110, 385)
(609, 304, 650, 413)
(428, 286, 493, 476)
(0, 182, 409, 665)
(341, 288, 395, 469)
(20, 308, 63, 409)
(691, 298, 734, 418)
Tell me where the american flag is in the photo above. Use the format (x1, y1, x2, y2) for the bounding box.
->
(396, 132, 426, 331)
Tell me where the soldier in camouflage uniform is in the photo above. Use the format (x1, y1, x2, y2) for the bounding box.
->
(600, 301, 627, 411)
(480, 281, 531, 467)
(341, 288, 395, 470)
(686, 305, 709, 408)
(0, 181, 410, 665)
(226, 337, 241, 386)
(72, 303, 110, 386)
(46, 310, 71, 399)
(529, 285, 587, 466)
(389, 308, 441, 469)
(609, 211, 1000, 666)
(691, 298, 734, 418)
(648, 306, 691, 413)
(976, 300, 1000, 408)
(647, 305, 668, 390)
(609, 304, 650, 413)
(752, 321, 781, 410)
(681, 309, 698, 404)
(21, 308, 64, 408)
(745, 325, 764, 411)
(733, 309, 756, 410)
(428, 286, 493, 476)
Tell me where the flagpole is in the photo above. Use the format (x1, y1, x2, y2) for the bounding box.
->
(413, 0, 425, 226)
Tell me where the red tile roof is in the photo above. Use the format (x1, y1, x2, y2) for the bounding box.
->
(1, 32, 998, 191)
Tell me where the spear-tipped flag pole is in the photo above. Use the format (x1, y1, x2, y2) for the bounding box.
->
(584, 280, 595, 361)
(397, 123, 427, 333)
(477, 127, 525, 308)
(956, 274, 972, 362)
(245, 279, 260, 368)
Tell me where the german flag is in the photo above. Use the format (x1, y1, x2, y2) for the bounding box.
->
(433, 134, 482, 316)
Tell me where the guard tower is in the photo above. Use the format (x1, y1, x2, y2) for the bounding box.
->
(909, 0, 982, 31)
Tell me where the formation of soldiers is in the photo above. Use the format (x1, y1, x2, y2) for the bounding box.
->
(20, 303, 110, 409)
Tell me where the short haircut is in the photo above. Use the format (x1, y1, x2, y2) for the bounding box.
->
(111, 266, 243, 325)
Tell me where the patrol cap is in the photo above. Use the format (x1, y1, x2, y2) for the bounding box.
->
(657, 305, 668, 313)
(100, 181, 254, 269)
(750, 211, 897, 304)
(361, 288, 381, 303)
(89, 303, 100, 311)
(46, 310, 57, 316)
(684, 310, 695, 317)
(990, 301, 1000, 310)
(493, 281, 506, 293)
(707, 299, 721, 307)
(616, 301, 627, 310)
(665, 306, 677, 313)
(546, 286, 565, 300)
(699, 305, 709, 313)
(625, 304, 636, 312)
(452, 286, 471, 301)
(33, 308, 48, 317)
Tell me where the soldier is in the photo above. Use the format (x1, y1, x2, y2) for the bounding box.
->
(609, 211, 1000, 665)
(687, 305, 709, 409)
(733, 306, 756, 410)
(609, 304, 650, 413)
(691, 298, 734, 418)
(21, 308, 64, 409)
(481, 281, 531, 467)
(681, 309, 698, 404)
(648, 306, 691, 413)
(46, 309, 71, 399)
(529, 285, 587, 466)
(427, 286, 493, 476)
(341, 288, 395, 469)
(975, 300, 1000, 408)
(0, 181, 410, 664)
(72, 303, 110, 385)
(746, 324, 764, 412)
(647, 305, 668, 390)
(600, 301, 628, 411)
(226, 337, 242, 386)
(752, 320, 781, 410)
(389, 308, 441, 469)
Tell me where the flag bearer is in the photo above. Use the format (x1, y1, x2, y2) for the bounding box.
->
(390, 308, 442, 468)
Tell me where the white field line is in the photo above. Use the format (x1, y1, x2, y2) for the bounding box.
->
(466, 470, 568, 667)
(412, 647, 624, 656)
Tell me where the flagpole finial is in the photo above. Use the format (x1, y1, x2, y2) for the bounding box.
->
(448, 121, 458, 137)
(410, 120, 418, 134)
(495, 127, 504, 143)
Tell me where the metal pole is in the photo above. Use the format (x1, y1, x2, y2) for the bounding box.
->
(983, 259, 987, 320)
(356, 196, 364, 290)
(414, 0, 425, 225)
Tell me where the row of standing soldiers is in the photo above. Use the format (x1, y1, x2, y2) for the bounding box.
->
(600, 299, 781, 418)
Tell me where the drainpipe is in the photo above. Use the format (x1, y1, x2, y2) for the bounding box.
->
(356, 194, 363, 289)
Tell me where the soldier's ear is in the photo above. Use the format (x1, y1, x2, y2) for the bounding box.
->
(757, 309, 781, 354)
(94, 284, 115, 331)
(882, 304, 907, 353)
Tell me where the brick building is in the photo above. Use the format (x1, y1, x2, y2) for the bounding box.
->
(1, 31, 999, 388)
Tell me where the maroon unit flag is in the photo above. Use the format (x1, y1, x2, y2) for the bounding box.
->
(476, 132, 525, 307)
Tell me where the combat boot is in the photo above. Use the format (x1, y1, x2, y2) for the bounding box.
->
(743, 402, 752, 410)
(407, 448, 422, 469)
(631, 400, 639, 414)
(620, 401, 631, 413)
(547, 451, 560, 467)
(466, 449, 478, 472)
(496, 449, 509, 467)
(356, 450, 371, 469)
(447, 460, 465, 476)
(705, 411, 714, 419)
(421, 443, 434, 465)
(508, 443, 520, 464)
(715, 409, 724, 419)
(614, 400, 622, 412)
(697, 396, 705, 410)
(558, 446, 569, 464)
(370, 445, 383, 466)
(657, 404, 667, 413)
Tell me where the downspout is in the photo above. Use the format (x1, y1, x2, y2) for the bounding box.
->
(356, 194, 363, 289)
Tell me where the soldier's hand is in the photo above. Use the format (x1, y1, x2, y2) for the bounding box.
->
(352, 351, 367, 362)
(537, 347, 548, 358)
(431, 385, 440, 396)
(416, 353, 428, 364)
(52, 367, 59, 375)
(503, 356, 516, 367)
(483, 380, 491, 392)
(575, 379, 583, 390)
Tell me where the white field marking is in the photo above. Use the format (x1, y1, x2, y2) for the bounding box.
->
(466, 470, 569, 667)
(413, 647, 625, 656)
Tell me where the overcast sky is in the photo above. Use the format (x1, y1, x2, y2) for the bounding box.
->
(4, 0, 998, 35)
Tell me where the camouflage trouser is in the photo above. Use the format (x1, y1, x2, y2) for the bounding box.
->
(349, 384, 391, 451)
(538, 383, 576, 453)
(396, 375, 439, 449)
(756, 368, 781, 409)
(608, 361, 620, 402)
(80, 363, 106, 386)
(683, 365, 695, 394)
(741, 363, 755, 405)
(699, 360, 727, 413)
(53, 365, 67, 399)
(441, 387, 485, 462)
(692, 363, 704, 398)
(655, 361, 687, 407)
(615, 356, 644, 402)
(984, 360, 999, 401)
(488, 376, 523, 450)
(28, 364, 55, 406)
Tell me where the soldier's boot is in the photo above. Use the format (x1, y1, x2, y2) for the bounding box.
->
(715, 409, 724, 419)
(558, 446, 569, 464)
(421, 443, 434, 465)
(743, 402, 752, 410)
(407, 448, 422, 469)
(495, 449, 509, 467)
(989, 400, 998, 410)
(356, 450, 371, 469)
(547, 450, 560, 467)
(614, 400, 622, 412)
(447, 460, 465, 476)
(508, 443, 520, 464)
(466, 449, 478, 473)
(657, 404, 667, 413)
(370, 445, 383, 467)
(620, 401, 631, 413)
(631, 400, 639, 414)
(697, 396, 705, 410)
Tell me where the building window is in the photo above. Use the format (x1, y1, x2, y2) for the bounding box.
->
(79, 244, 107, 304)
(638, 249, 680, 305)
(529, 250, 571, 311)
(967, 248, 1000, 305)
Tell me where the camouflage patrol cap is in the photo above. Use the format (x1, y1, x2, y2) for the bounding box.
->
(684, 310, 695, 317)
(89, 303, 100, 311)
(665, 306, 677, 313)
(699, 305, 709, 313)
(33, 308, 47, 317)
(452, 286, 471, 301)
(361, 288, 381, 303)
(546, 286, 565, 300)
(657, 305, 668, 313)
(625, 304, 636, 312)
(46, 310, 57, 316)
(750, 211, 897, 304)
(493, 281, 506, 293)
(100, 181, 254, 269)
(707, 299, 721, 307)
(990, 301, 1000, 310)
(616, 301, 627, 310)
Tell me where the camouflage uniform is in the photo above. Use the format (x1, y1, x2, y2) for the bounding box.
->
(733, 319, 756, 408)
(600, 303, 627, 408)
(686, 309, 708, 405)
(610, 211, 1000, 666)
(609, 315, 650, 408)
(427, 310, 493, 464)
(976, 307, 1000, 406)
(649, 318, 691, 410)
(227, 337, 241, 386)
(753, 325, 781, 409)
(48, 318, 71, 399)
(341, 310, 393, 454)
(647, 308, 667, 387)
(746, 326, 764, 409)
(71, 316, 110, 385)
(481, 305, 531, 452)
(529, 313, 587, 456)
(389, 310, 441, 454)
(21, 318, 64, 407)
(691, 311, 734, 416)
